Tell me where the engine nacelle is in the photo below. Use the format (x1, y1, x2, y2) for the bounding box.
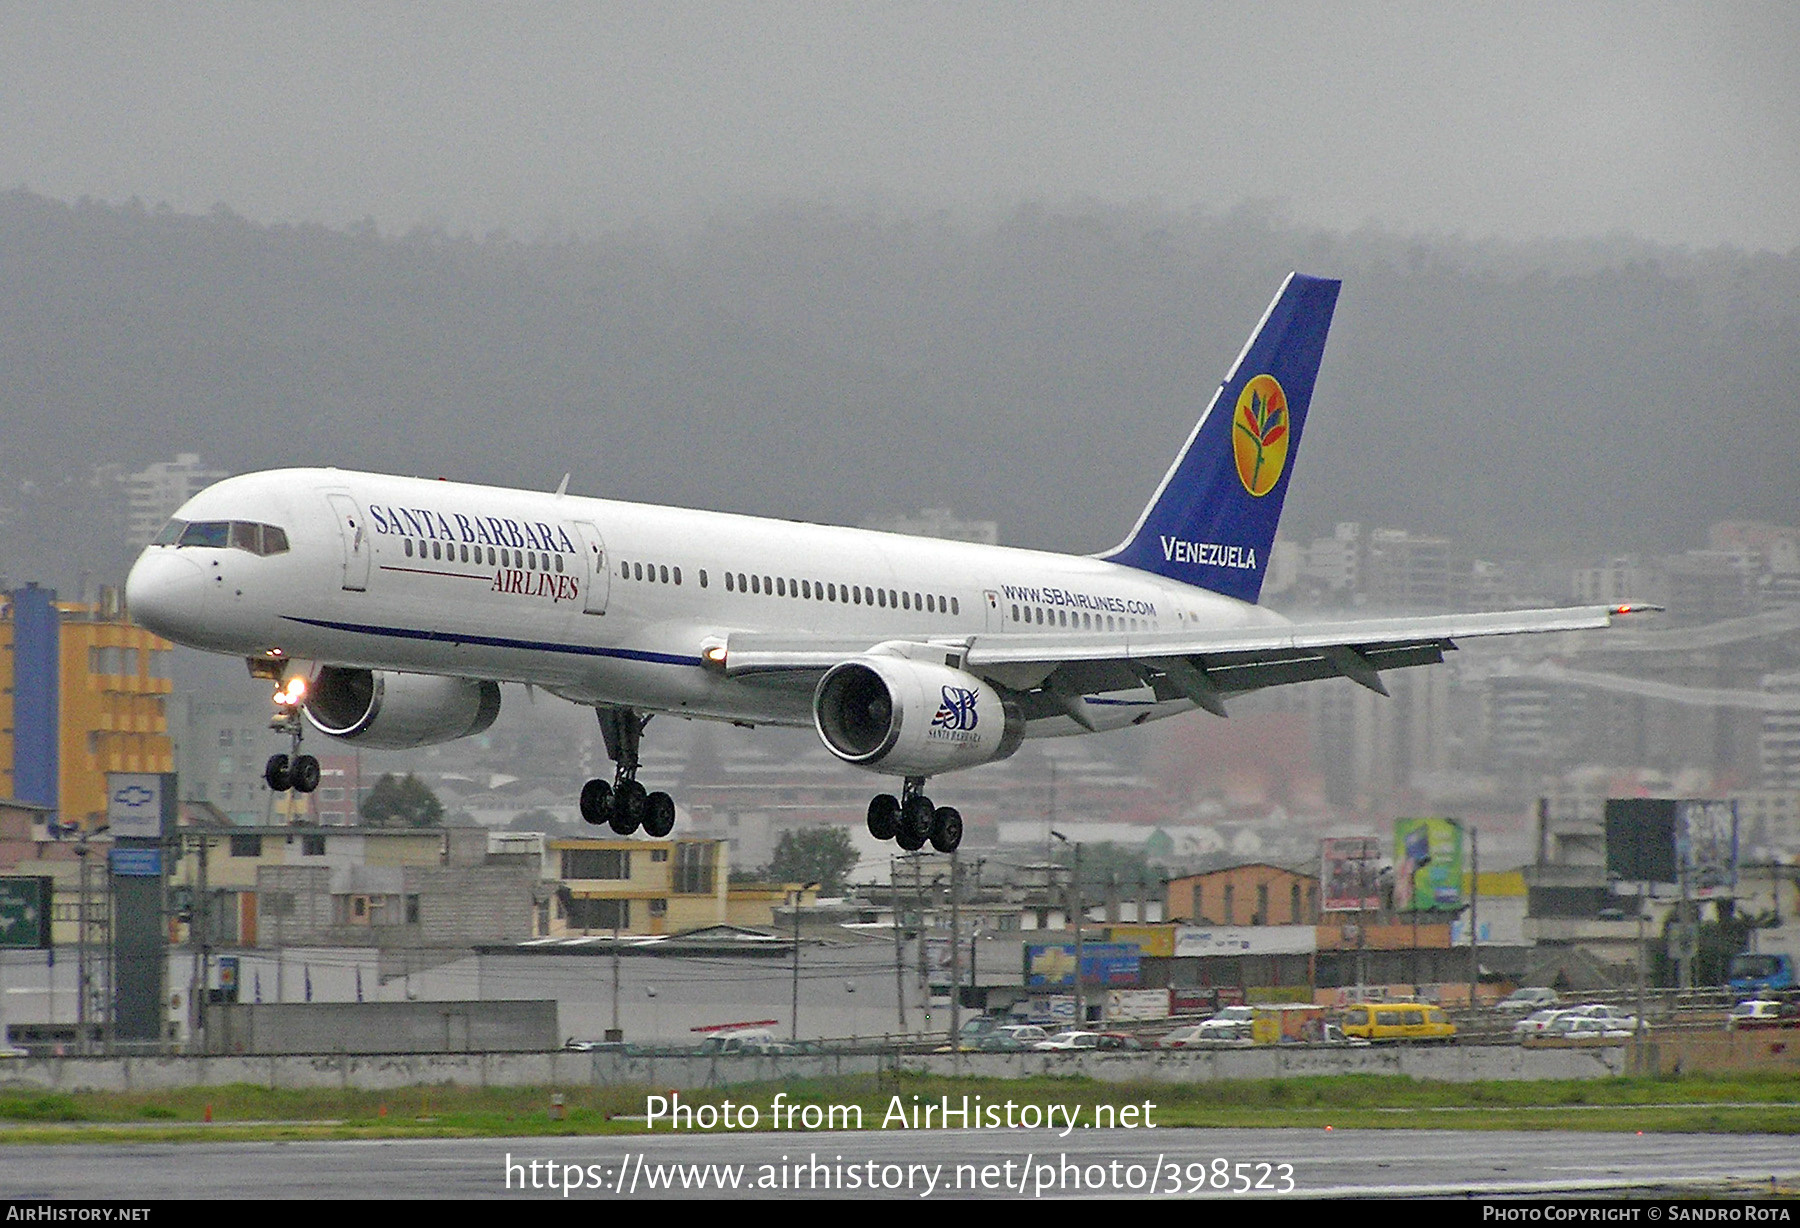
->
(814, 656, 1025, 777)
(303, 666, 501, 749)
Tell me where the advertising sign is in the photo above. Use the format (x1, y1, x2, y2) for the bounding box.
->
(1105, 988, 1171, 1022)
(0, 876, 52, 949)
(1394, 817, 1464, 911)
(1023, 943, 1141, 988)
(1677, 800, 1738, 898)
(1320, 836, 1383, 912)
(107, 773, 171, 839)
(1173, 925, 1315, 958)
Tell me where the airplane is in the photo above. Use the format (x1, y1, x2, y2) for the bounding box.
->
(124, 272, 1648, 853)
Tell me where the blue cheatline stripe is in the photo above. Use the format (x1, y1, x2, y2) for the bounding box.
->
(280, 615, 705, 669)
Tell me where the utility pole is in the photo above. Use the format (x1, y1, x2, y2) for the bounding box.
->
(949, 850, 961, 1069)
(891, 855, 907, 1034)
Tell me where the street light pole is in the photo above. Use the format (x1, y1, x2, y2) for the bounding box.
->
(790, 880, 819, 1042)
(1052, 831, 1084, 1028)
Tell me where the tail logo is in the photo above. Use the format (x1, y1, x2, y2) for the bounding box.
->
(1232, 374, 1290, 497)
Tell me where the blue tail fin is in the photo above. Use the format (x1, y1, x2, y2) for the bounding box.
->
(1099, 272, 1340, 603)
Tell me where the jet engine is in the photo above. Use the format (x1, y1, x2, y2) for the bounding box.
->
(813, 656, 1025, 777)
(303, 666, 501, 749)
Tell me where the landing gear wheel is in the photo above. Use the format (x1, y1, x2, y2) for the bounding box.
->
(643, 791, 676, 838)
(895, 826, 926, 852)
(929, 805, 963, 854)
(264, 753, 292, 792)
(867, 795, 900, 841)
(290, 754, 321, 794)
(579, 778, 613, 826)
(900, 794, 935, 844)
(610, 779, 647, 835)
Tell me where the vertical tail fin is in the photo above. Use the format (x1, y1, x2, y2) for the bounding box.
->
(1099, 272, 1340, 603)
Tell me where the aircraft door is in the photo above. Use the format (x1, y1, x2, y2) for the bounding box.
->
(571, 521, 610, 614)
(325, 492, 371, 592)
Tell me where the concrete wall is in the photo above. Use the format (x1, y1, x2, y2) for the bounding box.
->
(205, 999, 558, 1054)
(0, 1043, 1633, 1093)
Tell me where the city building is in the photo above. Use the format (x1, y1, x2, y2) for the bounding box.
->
(0, 585, 174, 829)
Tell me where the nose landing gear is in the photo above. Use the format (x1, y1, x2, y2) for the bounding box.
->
(264, 673, 319, 796)
(866, 777, 962, 853)
(579, 706, 676, 838)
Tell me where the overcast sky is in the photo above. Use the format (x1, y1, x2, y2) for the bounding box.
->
(3, 2, 1797, 251)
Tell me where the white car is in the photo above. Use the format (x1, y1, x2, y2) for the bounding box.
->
(1195, 1005, 1256, 1041)
(1541, 1015, 1634, 1041)
(1512, 1008, 1572, 1038)
(1563, 1003, 1641, 1031)
(1033, 1031, 1105, 1051)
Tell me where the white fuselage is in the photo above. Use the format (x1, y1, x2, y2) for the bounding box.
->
(126, 468, 1289, 740)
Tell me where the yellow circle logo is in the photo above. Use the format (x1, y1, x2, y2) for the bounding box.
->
(1232, 374, 1289, 497)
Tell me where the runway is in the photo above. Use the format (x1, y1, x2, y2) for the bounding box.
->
(3, 1127, 1796, 1199)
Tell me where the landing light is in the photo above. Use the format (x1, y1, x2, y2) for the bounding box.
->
(275, 675, 308, 708)
(702, 645, 728, 668)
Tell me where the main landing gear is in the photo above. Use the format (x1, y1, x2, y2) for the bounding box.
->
(866, 776, 962, 853)
(264, 674, 319, 795)
(579, 706, 676, 838)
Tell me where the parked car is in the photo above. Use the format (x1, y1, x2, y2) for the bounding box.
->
(1729, 999, 1800, 1029)
(1537, 1015, 1634, 1042)
(1512, 1008, 1573, 1039)
(976, 1025, 1049, 1052)
(1034, 1031, 1105, 1051)
(1497, 987, 1560, 1012)
(1155, 1024, 1210, 1049)
(1562, 1003, 1641, 1031)
(1194, 1005, 1256, 1041)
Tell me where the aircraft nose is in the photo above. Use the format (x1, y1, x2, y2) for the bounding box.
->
(124, 550, 208, 642)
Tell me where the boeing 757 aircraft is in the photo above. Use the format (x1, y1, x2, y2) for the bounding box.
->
(125, 274, 1644, 852)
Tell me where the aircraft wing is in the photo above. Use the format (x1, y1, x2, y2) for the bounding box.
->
(720, 604, 1649, 718)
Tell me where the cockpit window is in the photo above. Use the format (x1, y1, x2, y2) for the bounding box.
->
(178, 521, 231, 548)
(167, 520, 290, 556)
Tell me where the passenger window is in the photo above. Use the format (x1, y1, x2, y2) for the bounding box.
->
(776, 577, 786, 597)
(699, 569, 707, 588)
(763, 575, 772, 594)
(751, 574, 761, 594)
(660, 565, 669, 584)
(673, 566, 681, 585)
(405, 539, 414, 558)
(725, 572, 735, 592)
(634, 563, 643, 581)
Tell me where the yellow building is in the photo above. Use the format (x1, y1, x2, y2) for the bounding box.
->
(546, 837, 730, 936)
(0, 586, 173, 829)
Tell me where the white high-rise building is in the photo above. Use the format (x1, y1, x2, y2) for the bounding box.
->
(124, 454, 229, 549)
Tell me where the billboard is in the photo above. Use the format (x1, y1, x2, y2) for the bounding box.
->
(1174, 925, 1316, 958)
(1321, 836, 1383, 912)
(1023, 942, 1141, 988)
(1605, 798, 1678, 883)
(1394, 818, 1464, 912)
(1605, 799, 1736, 895)
(1678, 799, 1737, 898)
(0, 876, 52, 949)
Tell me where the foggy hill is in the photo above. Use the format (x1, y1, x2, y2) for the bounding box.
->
(2, 189, 1795, 592)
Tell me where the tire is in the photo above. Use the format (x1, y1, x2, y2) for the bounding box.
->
(643, 791, 676, 838)
(900, 794, 935, 844)
(895, 825, 926, 852)
(929, 805, 963, 853)
(867, 794, 900, 841)
(579, 778, 612, 826)
(263, 753, 292, 792)
(290, 754, 321, 794)
(610, 779, 646, 834)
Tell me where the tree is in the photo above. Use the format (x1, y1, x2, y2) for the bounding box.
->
(359, 773, 444, 827)
(766, 827, 859, 896)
